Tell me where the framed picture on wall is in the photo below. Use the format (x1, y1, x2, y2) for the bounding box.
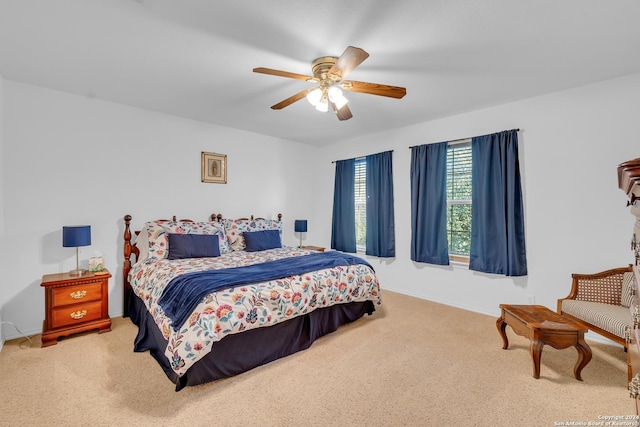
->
(201, 152, 227, 184)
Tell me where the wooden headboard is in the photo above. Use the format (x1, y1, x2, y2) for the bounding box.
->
(122, 213, 282, 317)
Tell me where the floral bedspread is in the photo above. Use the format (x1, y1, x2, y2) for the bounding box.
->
(129, 247, 381, 377)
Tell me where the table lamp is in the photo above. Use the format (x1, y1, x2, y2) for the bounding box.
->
(294, 220, 307, 248)
(63, 225, 91, 276)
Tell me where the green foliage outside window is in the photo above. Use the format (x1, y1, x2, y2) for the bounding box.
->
(447, 204, 471, 255)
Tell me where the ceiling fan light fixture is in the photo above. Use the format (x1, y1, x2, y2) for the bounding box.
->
(328, 86, 348, 110)
(306, 88, 323, 106)
(254, 46, 406, 121)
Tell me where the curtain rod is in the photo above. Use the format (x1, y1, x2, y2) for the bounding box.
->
(408, 128, 520, 149)
(331, 150, 394, 164)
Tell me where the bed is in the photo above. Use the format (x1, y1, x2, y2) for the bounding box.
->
(122, 213, 381, 391)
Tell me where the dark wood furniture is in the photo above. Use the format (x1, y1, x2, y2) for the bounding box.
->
(300, 245, 325, 252)
(618, 158, 640, 211)
(618, 158, 640, 407)
(496, 304, 592, 380)
(41, 270, 112, 347)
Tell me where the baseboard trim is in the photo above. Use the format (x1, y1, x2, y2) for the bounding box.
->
(381, 286, 498, 318)
(382, 286, 622, 349)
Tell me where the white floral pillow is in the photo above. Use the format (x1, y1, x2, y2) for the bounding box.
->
(147, 220, 230, 259)
(223, 218, 282, 251)
(134, 228, 150, 263)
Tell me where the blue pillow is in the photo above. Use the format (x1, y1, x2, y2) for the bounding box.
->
(243, 230, 282, 252)
(167, 234, 221, 260)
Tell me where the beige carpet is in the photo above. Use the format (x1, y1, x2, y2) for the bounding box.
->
(0, 290, 634, 426)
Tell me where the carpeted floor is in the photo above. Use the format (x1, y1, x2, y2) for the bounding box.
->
(0, 290, 634, 426)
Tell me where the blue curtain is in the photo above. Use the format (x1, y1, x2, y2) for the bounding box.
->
(366, 151, 395, 257)
(331, 159, 356, 253)
(410, 142, 449, 265)
(470, 130, 527, 276)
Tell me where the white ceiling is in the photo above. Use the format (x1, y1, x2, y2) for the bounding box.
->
(1, 0, 639, 146)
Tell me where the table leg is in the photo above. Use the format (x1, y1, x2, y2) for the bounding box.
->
(573, 334, 592, 381)
(530, 338, 544, 379)
(496, 316, 509, 349)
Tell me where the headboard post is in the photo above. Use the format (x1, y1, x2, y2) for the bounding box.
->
(123, 214, 133, 318)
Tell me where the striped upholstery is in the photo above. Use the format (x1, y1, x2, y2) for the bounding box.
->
(561, 299, 631, 339)
(622, 272, 635, 308)
(574, 272, 624, 305)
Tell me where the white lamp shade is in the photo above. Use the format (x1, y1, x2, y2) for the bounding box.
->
(328, 86, 348, 110)
(315, 97, 329, 112)
(306, 88, 323, 106)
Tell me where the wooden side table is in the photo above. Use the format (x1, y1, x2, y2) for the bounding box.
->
(300, 246, 325, 252)
(496, 304, 592, 380)
(41, 270, 112, 347)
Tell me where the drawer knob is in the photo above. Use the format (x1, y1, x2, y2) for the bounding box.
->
(630, 374, 640, 399)
(70, 310, 87, 320)
(625, 325, 632, 344)
(70, 290, 87, 300)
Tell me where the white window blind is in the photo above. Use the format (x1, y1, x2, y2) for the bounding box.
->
(446, 141, 472, 257)
(354, 158, 366, 250)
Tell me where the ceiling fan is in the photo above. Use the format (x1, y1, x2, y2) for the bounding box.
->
(253, 46, 406, 121)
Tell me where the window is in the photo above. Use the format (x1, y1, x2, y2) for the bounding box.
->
(409, 131, 523, 272)
(354, 157, 366, 251)
(446, 141, 472, 261)
(332, 151, 395, 257)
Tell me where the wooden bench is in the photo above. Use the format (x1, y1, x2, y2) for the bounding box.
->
(557, 265, 635, 380)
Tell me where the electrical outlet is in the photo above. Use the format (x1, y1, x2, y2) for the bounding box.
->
(526, 294, 535, 304)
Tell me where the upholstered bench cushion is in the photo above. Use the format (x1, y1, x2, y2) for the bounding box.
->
(560, 300, 631, 340)
(622, 271, 635, 308)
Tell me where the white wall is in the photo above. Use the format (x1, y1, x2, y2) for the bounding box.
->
(0, 71, 5, 350)
(315, 73, 640, 330)
(3, 72, 640, 345)
(1, 81, 321, 340)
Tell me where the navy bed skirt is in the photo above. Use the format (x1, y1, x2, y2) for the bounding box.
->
(128, 292, 376, 391)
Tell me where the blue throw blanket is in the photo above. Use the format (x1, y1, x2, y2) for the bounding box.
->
(159, 251, 373, 331)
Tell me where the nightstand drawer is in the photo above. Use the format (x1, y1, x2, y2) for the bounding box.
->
(41, 270, 111, 347)
(51, 301, 103, 329)
(52, 282, 102, 307)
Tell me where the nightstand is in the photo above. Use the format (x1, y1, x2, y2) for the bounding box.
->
(41, 269, 112, 347)
(300, 246, 325, 252)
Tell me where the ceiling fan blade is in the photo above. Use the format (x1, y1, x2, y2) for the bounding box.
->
(253, 67, 316, 82)
(271, 88, 312, 110)
(342, 80, 406, 99)
(334, 103, 353, 121)
(327, 46, 369, 81)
